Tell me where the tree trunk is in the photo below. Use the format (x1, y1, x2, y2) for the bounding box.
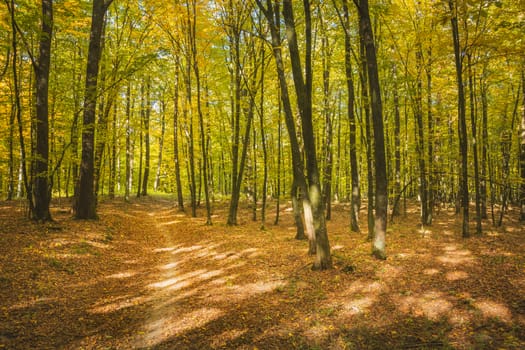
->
(449, 0, 470, 237)
(467, 54, 482, 234)
(173, 58, 184, 210)
(8, 0, 32, 213)
(141, 78, 151, 196)
(283, 0, 331, 269)
(190, 1, 212, 225)
(342, 0, 361, 232)
(255, 0, 313, 249)
(357, 0, 388, 260)
(154, 98, 166, 192)
(519, 67, 525, 222)
(74, 0, 113, 219)
(125, 82, 132, 201)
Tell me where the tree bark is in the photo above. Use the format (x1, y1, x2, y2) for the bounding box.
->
(357, 0, 388, 259)
(449, 0, 470, 237)
(342, 0, 361, 232)
(519, 66, 525, 222)
(283, 0, 331, 269)
(74, 0, 113, 219)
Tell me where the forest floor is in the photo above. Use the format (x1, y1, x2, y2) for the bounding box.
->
(0, 196, 523, 350)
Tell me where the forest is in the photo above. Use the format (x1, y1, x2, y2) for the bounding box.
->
(0, 0, 524, 349)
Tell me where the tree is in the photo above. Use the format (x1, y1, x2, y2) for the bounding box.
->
(356, 0, 388, 259)
(282, 0, 332, 269)
(74, 0, 114, 219)
(24, 0, 53, 222)
(449, 0, 470, 238)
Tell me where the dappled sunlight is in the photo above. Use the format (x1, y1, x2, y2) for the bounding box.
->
(139, 307, 223, 348)
(395, 291, 453, 321)
(157, 219, 182, 226)
(91, 294, 150, 314)
(105, 271, 137, 279)
(474, 299, 512, 323)
(437, 246, 475, 265)
(445, 270, 469, 281)
(210, 328, 248, 348)
(340, 296, 375, 316)
(423, 268, 440, 275)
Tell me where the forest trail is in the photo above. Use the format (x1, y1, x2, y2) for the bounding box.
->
(0, 197, 524, 349)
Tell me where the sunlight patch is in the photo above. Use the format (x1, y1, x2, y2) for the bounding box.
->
(172, 245, 203, 254)
(106, 271, 136, 279)
(210, 329, 247, 348)
(396, 291, 452, 320)
(157, 220, 182, 226)
(153, 247, 176, 253)
(474, 299, 512, 322)
(423, 268, 440, 275)
(160, 262, 179, 270)
(342, 296, 374, 315)
(446, 270, 469, 281)
(140, 307, 223, 347)
(91, 295, 149, 314)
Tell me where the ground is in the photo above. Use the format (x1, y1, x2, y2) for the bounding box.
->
(0, 196, 523, 349)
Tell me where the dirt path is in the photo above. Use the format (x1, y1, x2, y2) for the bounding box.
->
(1, 197, 524, 349)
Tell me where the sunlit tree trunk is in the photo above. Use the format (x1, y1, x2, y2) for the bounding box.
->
(357, 0, 388, 259)
(255, 0, 313, 250)
(283, 0, 331, 269)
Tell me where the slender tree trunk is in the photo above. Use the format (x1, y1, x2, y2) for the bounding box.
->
(154, 99, 166, 192)
(342, 0, 361, 232)
(8, 0, 32, 213)
(141, 78, 151, 196)
(449, 0, 469, 237)
(125, 82, 131, 201)
(357, 0, 388, 259)
(467, 54, 482, 234)
(74, 0, 113, 219)
(393, 63, 401, 217)
(274, 91, 282, 226)
(173, 58, 184, 210)
(108, 99, 117, 198)
(519, 66, 525, 222)
(136, 83, 144, 198)
(259, 47, 268, 230)
(191, 1, 212, 224)
(321, 34, 333, 221)
(480, 73, 489, 219)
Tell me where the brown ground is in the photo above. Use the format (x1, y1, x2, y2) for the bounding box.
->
(0, 196, 523, 349)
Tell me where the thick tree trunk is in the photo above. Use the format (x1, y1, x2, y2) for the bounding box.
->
(74, 0, 113, 219)
(358, 0, 388, 260)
